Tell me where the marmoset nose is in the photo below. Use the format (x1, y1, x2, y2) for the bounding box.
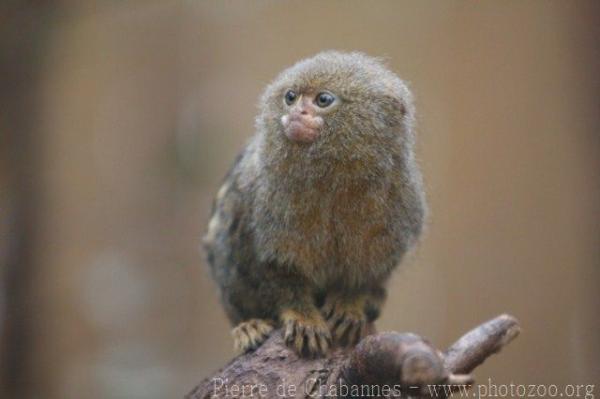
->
(294, 96, 315, 117)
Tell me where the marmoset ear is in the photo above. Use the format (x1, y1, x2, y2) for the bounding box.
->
(372, 94, 408, 129)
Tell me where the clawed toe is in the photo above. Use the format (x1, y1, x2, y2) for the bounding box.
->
(322, 296, 368, 347)
(231, 319, 274, 353)
(328, 310, 367, 346)
(282, 310, 331, 358)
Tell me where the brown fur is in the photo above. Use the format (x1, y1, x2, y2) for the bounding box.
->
(204, 51, 426, 357)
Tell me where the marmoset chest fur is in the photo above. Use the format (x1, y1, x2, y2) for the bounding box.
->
(204, 51, 426, 357)
(251, 138, 417, 289)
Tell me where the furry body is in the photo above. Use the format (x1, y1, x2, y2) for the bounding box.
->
(204, 52, 426, 356)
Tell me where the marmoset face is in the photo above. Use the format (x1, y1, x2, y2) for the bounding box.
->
(258, 52, 413, 153)
(280, 89, 338, 144)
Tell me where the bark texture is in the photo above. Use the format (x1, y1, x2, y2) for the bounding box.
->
(186, 314, 520, 398)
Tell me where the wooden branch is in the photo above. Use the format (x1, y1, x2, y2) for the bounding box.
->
(443, 314, 521, 375)
(185, 314, 520, 399)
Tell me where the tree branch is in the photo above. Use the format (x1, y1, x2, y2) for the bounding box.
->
(185, 314, 520, 399)
(443, 314, 521, 375)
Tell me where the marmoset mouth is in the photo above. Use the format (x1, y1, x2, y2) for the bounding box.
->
(281, 113, 323, 144)
(285, 121, 319, 143)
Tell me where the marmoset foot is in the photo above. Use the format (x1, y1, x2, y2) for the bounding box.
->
(231, 319, 274, 353)
(281, 309, 331, 358)
(322, 294, 368, 347)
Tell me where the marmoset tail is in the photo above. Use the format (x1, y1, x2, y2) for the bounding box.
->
(204, 51, 426, 358)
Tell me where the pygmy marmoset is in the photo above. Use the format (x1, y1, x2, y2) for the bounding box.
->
(204, 51, 426, 358)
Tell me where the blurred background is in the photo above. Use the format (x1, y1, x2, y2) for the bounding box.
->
(1, 1, 599, 398)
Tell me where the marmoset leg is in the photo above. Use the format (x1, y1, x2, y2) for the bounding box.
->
(277, 275, 332, 357)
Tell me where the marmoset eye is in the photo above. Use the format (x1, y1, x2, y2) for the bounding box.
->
(284, 90, 297, 105)
(315, 92, 335, 108)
